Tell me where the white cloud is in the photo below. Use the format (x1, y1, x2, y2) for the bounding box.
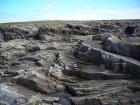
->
(1, 6, 140, 23)
(48, 8, 140, 20)
(91, 8, 140, 20)
(43, 0, 59, 12)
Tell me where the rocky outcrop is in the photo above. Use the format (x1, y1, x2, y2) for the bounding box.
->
(73, 42, 140, 77)
(64, 63, 129, 80)
(66, 79, 140, 105)
(15, 74, 56, 94)
(0, 21, 132, 41)
(125, 26, 137, 37)
(0, 21, 140, 105)
(0, 30, 4, 42)
(102, 35, 140, 60)
(70, 96, 102, 105)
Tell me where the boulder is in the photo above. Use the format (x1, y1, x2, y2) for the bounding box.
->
(15, 74, 56, 94)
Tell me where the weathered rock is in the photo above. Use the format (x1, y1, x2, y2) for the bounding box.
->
(0, 21, 140, 105)
(60, 97, 71, 105)
(102, 35, 140, 60)
(66, 79, 140, 105)
(64, 64, 129, 80)
(15, 97, 28, 104)
(35, 26, 48, 40)
(56, 84, 65, 91)
(4, 70, 19, 77)
(15, 74, 56, 94)
(125, 26, 137, 37)
(64, 63, 80, 76)
(66, 79, 131, 96)
(70, 96, 102, 105)
(2, 27, 36, 41)
(26, 45, 40, 52)
(0, 30, 4, 43)
(127, 85, 140, 92)
(2, 69, 25, 78)
(73, 42, 140, 77)
(42, 97, 60, 104)
(78, 70, 129, 80)
(0, 101, 10, 105)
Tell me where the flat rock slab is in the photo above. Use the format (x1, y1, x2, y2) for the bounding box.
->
(15, 74, 56, 94)
(73, 42, 140, 77)
(102, 35, 140, 60)
(66, 79, 140, 105)
(64, 63, 130, 80)
(70, 96, 102, 105)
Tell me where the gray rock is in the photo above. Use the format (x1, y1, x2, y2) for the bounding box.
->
(15, 74, 56, 94)
(73, 42, 140, 77)
(0, 101, 10, 105)
(60, 97, 71, 105)
(102, 35, 140, 60)
(15, 97, 28, 105)
(127, 85, 140, 92)
(70, 96, 102, 105)
(42, 97, 60, 104)
(0, 30, 4, 43)
(125, 26, 136, 37)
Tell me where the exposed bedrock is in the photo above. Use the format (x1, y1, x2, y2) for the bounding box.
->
(73, 42, 140, 77)
(1, 23, 139, 42)
(102, 35, 140, 60)
(15, 73, 56, 94)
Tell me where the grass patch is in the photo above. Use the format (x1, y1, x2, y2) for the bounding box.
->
(0, 23, 12, 28)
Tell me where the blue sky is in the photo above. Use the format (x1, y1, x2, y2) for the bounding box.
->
(0, 0, 140, 23)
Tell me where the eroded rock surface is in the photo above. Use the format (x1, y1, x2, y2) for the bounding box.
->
(0, 20, 140, 105)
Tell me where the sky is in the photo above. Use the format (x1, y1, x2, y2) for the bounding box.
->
(0, 0, 140, 23)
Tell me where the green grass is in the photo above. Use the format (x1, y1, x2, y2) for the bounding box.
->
(0, 19, 140, 27)
(0, 23, 12, 28)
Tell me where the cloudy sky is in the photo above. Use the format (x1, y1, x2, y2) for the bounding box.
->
(0, 0, 140, 23)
